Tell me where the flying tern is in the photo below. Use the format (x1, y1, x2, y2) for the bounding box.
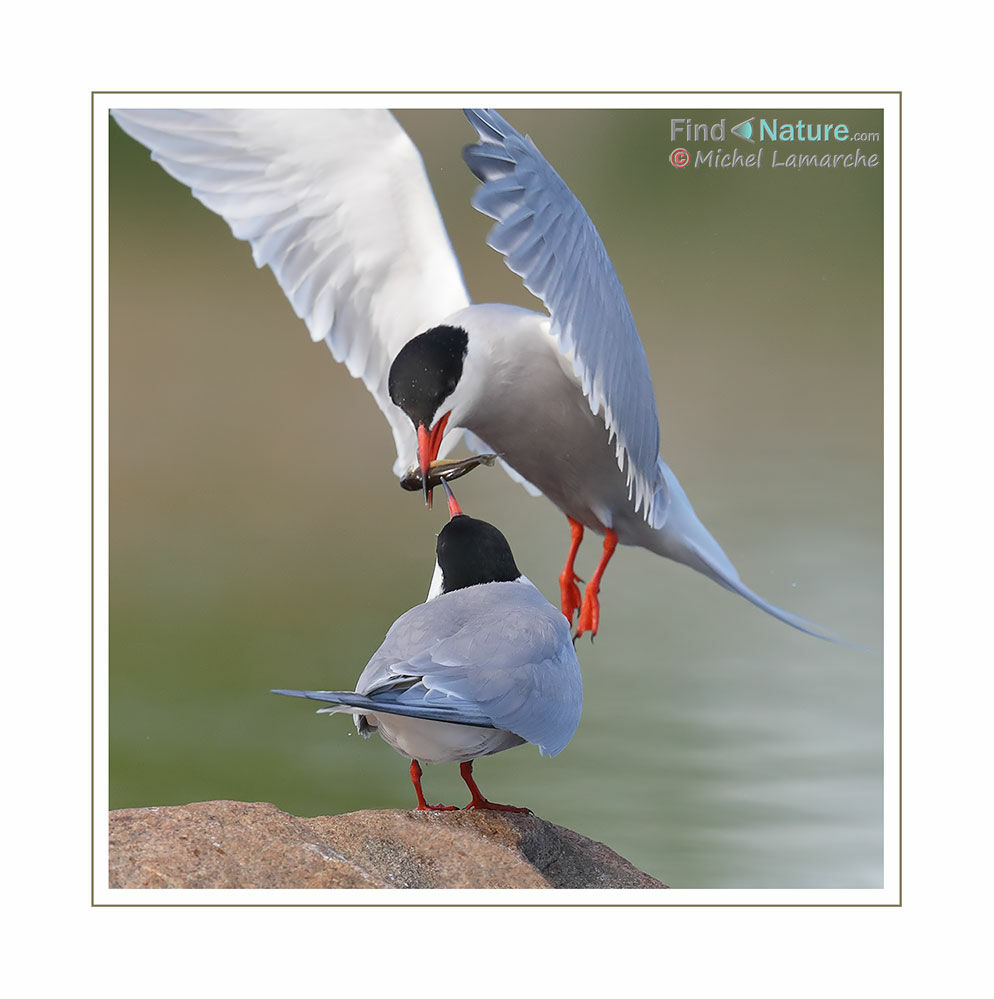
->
(112, 107, 833, 641)
(273, 483, 582, 812)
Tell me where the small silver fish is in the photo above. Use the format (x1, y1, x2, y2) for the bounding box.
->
(400, 453, 498, 492)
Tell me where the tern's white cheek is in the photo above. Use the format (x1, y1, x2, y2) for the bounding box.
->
(425, 559, 445, 601)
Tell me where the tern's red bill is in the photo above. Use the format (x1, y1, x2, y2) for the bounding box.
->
(416, 411, 451, 508)
(442, 480, 463, 519)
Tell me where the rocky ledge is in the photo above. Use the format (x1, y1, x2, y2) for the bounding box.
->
(108, 800, 667, 889)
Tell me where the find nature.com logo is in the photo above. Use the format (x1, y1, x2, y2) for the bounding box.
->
(668, 115, 881, 170)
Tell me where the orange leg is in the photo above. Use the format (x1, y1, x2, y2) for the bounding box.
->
(559, 517, 585, 624)
(575, 529, 619, 639)
(460, 761, 530, 814)
(410, 759, 456, 811)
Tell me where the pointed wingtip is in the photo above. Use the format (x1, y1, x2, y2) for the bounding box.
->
(463, 108, 504, 142)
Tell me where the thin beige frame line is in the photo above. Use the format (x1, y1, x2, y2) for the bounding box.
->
(93, 91, 899, 907)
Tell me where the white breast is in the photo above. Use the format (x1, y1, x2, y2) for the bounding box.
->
(447, 303, 648, 535)
(366, 712, 525, 765)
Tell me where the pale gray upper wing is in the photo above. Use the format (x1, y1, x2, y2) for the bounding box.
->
(111, 108, 471, 475)
(462, 109, 663, 523)
(356, 582, 582, 757)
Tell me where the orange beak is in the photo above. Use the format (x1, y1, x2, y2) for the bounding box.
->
(416, 411, 451, 509)
(441, 481, 463, 519)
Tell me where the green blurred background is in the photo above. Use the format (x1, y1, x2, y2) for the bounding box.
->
(109, 107, 884, 888)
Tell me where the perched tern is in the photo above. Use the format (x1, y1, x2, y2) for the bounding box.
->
(273, 483, 582, 812)
(111, 107, 833, 641)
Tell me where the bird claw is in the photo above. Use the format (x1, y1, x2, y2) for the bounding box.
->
(575, 590, 600, 639)
(415, 802, 458, 812)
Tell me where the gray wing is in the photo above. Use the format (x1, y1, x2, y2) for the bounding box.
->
(111, 108, 471, 475)
(271, 687, 497, 728)
(356, 582, 582, 757)
(462, 109, 663, 523)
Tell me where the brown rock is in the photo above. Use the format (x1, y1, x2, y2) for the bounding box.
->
(108, 800, 667, 889)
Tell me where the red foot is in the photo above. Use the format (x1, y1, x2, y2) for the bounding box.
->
(465, 799, 531, 814)
(559, 517, 585, 624)
(560, 570, 583, 624)
(409, 759, 456, 811)
(575, 588, 600, 638)
(459, 761, 531, 814)
(573, 529, 618, 640)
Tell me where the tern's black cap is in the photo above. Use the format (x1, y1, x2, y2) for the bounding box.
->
(388, 325, 469, 427)
(436, 515, 521, 593)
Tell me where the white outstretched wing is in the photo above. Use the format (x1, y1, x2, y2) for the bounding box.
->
(112, 108, 472, 474)
(462, 109, 664, 523)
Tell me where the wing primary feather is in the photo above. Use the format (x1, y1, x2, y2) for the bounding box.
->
(270, 688, 497, 729)
(462, 108, 664, 524)
(111, 108, 471, 476)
